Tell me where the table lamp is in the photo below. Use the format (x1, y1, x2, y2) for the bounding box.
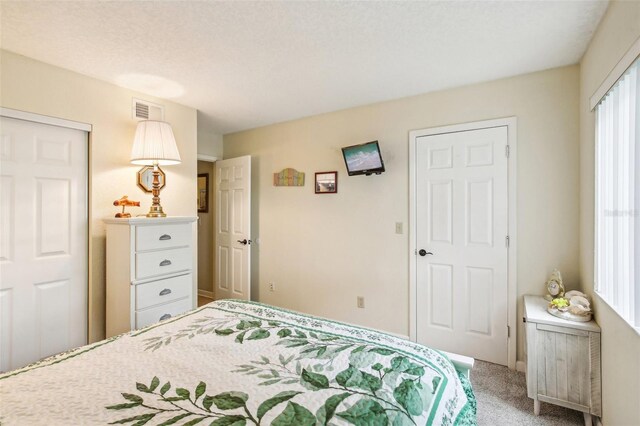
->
(130, 120, 181, 217)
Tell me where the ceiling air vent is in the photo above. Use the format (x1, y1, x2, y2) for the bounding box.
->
(132, 98, 164, 121)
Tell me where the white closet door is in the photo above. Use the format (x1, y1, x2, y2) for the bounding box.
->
(0, 116, 88, 372)
(415, 126, 509, 365)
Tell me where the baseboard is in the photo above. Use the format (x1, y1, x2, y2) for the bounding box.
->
(386, 331, 411, 340)
(387, 330, 519, 374)
(198, 289, 214, 299)
(384, 333, 474, 374)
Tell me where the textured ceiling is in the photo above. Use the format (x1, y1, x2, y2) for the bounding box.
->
(0, 1, 608, 134)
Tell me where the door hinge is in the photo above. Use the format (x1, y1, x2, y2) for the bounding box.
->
(507, 325, 511, 338)
(505, 145, 510, 158)
(505, 235, 510, 248)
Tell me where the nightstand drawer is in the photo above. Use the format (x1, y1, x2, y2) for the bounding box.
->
(135, 247, 191, 280)
(136, 297, 192, 329)
(136, 223, 191, 251)
(136, 273, 192, 310)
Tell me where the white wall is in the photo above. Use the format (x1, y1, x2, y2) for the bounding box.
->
(197, 111, 223, 159)
(224, 65, 580, 364)
(0, 50, 198, 342)
(579, 1, 640, 424)
(197, 131, 223, 159)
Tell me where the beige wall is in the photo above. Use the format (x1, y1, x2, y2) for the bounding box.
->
(0, 50, 198, 343)
(197, 160, 215, 294)
(224, 65, 581, 364)
(579, 2, 640, 425)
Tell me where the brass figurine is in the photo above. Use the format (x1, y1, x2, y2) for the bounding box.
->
(113, 195, 141, 218)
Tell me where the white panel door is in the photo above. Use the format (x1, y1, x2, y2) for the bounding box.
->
(0, 116, 88, 372)
(215, 156, 251, 301)
(416, 126, 508, 365)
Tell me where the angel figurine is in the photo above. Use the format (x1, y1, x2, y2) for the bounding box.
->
(544, 269, 565, 301)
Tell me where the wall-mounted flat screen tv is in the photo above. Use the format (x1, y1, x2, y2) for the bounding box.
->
(341, 141, 385, 176)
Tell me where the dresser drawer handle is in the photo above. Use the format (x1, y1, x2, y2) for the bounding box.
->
(159, 259, 172, 267)
(159, 313, 172, 321)
(159, 288, 172, 296)
(159, 234, 172, 241)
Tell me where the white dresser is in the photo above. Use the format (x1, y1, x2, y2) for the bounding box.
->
(104, 217, 197, 337)
(524, 295, 601, 426)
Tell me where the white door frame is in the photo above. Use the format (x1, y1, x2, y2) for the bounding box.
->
(0, 107, 92, 132)
(409, 116, 517, 370)
(196, 154, 218, 300)
(0, 107, 92, 350)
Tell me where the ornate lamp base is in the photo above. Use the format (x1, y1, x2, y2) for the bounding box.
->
(147, 164, 167, 218)
(146, 205, 166, 218)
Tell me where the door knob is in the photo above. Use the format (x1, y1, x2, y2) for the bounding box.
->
(237, 239, 252, 245)
(418, 249, 433, 256)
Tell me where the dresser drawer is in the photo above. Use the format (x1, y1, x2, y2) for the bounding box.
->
(135, 273, 192, 310)
(136, 223, 191, 252)
(135, 297, 192, 329)
(135, 247, 192, 280)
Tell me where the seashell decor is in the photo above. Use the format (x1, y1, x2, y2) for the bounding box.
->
(548, 290, 593, 322)
(568, 295, 591, 315)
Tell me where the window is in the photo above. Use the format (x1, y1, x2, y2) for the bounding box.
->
(595, 56, 640, 331)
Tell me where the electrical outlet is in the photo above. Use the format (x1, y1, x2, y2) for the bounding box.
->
(395, 222, 403, 234)
(268, 283, 275, 292)
(357, 296, 365, 309)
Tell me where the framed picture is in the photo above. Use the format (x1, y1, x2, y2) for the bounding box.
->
(197, 173, 209, 212)
(315, 171, 338, 194)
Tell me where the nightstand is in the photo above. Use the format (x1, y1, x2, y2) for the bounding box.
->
(104, 217, 197, 337)
(524, 295, 601, 426)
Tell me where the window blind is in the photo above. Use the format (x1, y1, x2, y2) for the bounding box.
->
(595, 57, 640, 329)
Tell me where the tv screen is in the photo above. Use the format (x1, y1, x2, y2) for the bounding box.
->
(341, 141, 385, 176)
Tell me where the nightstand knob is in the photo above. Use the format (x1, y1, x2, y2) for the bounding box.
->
(159, 259, 172, 266)
(160, 313, 172, 321)
(159, 288, 172, 296)
(159, 234, 172, 240)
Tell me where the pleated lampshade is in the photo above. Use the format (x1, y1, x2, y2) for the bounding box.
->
(130, 120, 181, 165)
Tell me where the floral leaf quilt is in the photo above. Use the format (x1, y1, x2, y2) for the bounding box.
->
(0, 300, 476, 425)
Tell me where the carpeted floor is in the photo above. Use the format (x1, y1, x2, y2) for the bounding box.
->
(470, 360, 585, 425)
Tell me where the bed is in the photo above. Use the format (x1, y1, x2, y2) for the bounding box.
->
(0, 300, 476, 425)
